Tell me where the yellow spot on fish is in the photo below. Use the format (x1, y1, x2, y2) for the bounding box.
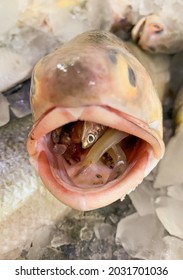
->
(116, 55, 138, 99)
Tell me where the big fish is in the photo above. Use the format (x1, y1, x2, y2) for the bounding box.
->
(27, 30, 165, 211)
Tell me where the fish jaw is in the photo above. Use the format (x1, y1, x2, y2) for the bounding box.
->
(27, 105, 164, 211)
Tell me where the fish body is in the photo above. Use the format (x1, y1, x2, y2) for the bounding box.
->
(0, 116, 69, 259)
(27, 30, 164, 211)
(132, 14, 183, 54)
(109, 0, 183, 53)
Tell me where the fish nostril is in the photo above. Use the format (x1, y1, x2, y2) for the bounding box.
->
(128, 66, 136, 87)
(148, 46, 156, 52)
(108, 49, 118, 64)
(150, 23, 164, 34)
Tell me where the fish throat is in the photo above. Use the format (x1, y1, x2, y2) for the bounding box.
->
(46, 120, 141, 190)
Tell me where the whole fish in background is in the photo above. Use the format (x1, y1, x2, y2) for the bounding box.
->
(132, 14, 183, 54)
(27, 30, 166, 211)
(109, 0, 183, 53)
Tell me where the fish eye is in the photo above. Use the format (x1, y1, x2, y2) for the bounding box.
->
(87, 133, 95, 144)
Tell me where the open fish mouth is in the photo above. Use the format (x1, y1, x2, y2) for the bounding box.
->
(27, 104, 160, 210)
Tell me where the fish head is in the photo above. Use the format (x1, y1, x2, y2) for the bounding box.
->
(27, 30, 164, 211)
(132, 14, 183, 54)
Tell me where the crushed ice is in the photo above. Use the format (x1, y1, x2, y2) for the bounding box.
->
(155, 196, 183, 239)
(116, 213, 165, 259)
(1, 0, 183, 260)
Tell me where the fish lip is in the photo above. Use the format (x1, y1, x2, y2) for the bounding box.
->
(132, 17, 146, 44)
(27, 105, 164, 211)
(37, 147, 149, 211)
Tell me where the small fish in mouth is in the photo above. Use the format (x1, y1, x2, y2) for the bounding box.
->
(82, 121, 107, 149)
(27, 30, 164, 211)
(51, 121, 127, 179)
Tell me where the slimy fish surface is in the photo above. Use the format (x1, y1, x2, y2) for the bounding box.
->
(27, 30, 164, 211)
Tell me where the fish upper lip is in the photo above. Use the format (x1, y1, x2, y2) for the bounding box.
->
(27, 105, 164, 158)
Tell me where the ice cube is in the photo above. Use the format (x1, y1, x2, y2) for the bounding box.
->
(154, 129, 183, 188)
(6, 80, 31, 118)
(49, 8, 87, 42)
(51, 233, 71, 248)
(161, 236, 183, 259)
(167, 184, 183, 201)
(0, 93, 9, 126)
(129, 180, 157, 216)
(87, 0, 112, 30)
(151, 235, 183, 259)
(80, 225, 93, 241)
(155, 196, 183, 239)
(94, 223, 114, 240)
(0, 47, 32, 92)
(116, 213, 165, 259)
(0, 0, 19, 35)
(27, 225, 55, 260)
(11, 28, 59, 67)
(139, 0, 157, 15)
